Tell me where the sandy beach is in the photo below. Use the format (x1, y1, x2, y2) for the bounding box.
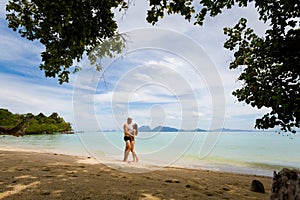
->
(0, 150, 272, 200)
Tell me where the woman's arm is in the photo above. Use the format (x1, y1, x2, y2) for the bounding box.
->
(132, 129, 137, 136)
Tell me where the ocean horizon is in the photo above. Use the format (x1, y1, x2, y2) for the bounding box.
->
(1, 131, 299, 176)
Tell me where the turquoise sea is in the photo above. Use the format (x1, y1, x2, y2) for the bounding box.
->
(1, 131, 299, 176)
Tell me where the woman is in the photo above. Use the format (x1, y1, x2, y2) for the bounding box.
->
(130, 123, 139, 162)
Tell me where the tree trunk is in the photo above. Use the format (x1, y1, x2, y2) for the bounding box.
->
(0, 116, 32, 137)
(270, 168, 300, 200)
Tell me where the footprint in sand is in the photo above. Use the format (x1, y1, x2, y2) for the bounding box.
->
(165, 179, 180, 183)
(140, 193, 160, 200)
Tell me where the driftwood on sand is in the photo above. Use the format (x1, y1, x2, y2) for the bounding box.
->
(0, 116, 32, 137)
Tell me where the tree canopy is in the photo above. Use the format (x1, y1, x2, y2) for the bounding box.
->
(6, 0, 127, 84)
(0, 108, 72, 135)
(5, 0, 300, 132)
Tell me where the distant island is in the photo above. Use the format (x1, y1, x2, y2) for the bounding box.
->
(0, 108, 72, 136)
(102, 125, 267, 132)
(138, 126, 263, 132)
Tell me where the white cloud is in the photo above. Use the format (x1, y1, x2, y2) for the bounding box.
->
(0, 0, 8, 19)
(0, 30, 43, 64)
(89, 54, 216, 129)
(1, 1, 44, 70)
(0, 73, 74, 124)
(85, 49, 267, 130)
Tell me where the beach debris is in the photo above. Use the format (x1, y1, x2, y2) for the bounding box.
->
(250, 179, 265, 193)
(270, 168, 300, 200)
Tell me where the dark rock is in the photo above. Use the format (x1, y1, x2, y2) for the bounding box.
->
(250, 179, 265, 193)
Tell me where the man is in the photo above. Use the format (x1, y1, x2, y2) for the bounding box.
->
(123, 117, 133, 162)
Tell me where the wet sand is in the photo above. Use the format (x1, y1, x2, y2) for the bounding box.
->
(0, 150, 272, 199)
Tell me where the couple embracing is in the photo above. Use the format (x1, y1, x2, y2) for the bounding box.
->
(123, 117, 139, 162)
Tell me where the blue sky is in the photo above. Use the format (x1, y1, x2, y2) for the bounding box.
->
(0, 1, 273, 131)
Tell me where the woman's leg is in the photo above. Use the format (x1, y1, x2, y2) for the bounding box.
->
(130, 140, 135, 162)
(131, 140, 138, 162)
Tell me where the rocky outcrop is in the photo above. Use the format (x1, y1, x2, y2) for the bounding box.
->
(270, 168, 300, 200)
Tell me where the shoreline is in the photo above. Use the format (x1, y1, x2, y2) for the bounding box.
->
(0, 149, 273, 199)
(0, 147, 281, 177)
(1, 131, 299, 178)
